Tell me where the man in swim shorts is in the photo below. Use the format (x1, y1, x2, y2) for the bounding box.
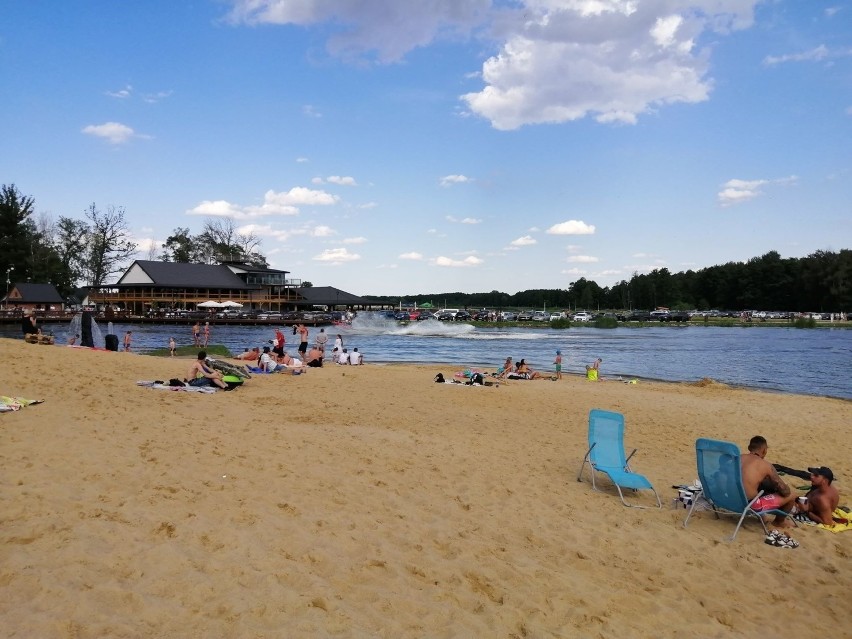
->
(740, 435, 796, 527)
(186, 351, 227, 389)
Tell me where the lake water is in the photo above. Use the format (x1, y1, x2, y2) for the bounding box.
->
(5, 314, 851, 400)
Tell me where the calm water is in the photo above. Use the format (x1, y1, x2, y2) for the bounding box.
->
(5, 314, 851, 399)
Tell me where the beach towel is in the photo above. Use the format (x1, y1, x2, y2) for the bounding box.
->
(792, 508, 851, 532)
(136, 381, 216, 393)
(0, 396, 45, 412)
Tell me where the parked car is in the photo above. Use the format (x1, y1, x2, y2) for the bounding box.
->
(626, 310, 652, 321)
(473, 311, 490, 321)
(517, 311, 534, 321)
(454, 310, 472, 321)
(532, 311, 548, 321)
(395, 312, 411, 321)
(257, 311, 282, 320)
(499, 311, 517, 321)
(436, 311, 455, 321)
(572, 311, 593, 322)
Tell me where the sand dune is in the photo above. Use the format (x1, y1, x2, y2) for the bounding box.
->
(1, 338, 849, 638)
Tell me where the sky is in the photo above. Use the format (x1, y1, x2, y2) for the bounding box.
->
(2, 1, 850, 296)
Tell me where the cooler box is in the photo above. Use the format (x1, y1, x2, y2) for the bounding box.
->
(105, 334, 119, 351)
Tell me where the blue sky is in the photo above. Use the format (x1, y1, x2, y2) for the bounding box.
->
(2, 0, 850, 295)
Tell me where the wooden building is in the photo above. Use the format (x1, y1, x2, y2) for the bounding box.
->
(3, 283, 64, 313)
(86, 260, 374, 314)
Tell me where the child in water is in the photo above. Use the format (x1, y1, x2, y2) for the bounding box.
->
(169, 337, 176, 357)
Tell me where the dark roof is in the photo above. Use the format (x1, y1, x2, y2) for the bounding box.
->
(116, 260, 255, 289)
(8, 283, 64, 304)
(295, 286, 377, 306)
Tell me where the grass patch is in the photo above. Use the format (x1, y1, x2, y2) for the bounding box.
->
(146, 344, 233, 357)
(549, 319, 572, 329)
(793, 317, 817, 329)
(593, 316, 619, 329)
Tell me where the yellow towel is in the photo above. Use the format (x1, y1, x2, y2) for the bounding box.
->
(0, 396, 44, 411)
(818, 509, 852, 533)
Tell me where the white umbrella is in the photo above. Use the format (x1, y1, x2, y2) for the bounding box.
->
(220, 300, 243, 308)
(197, 300, 224, 308)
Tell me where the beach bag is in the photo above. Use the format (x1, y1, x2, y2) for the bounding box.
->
(434, 373, 445, 383)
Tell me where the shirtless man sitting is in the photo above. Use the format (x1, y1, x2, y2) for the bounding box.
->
(740, 435, 797, 528)
(186, 351, 227, 389)
(797, 467, 839, 525)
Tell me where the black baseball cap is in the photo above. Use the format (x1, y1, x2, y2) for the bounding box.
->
(808, 466, 834, 483)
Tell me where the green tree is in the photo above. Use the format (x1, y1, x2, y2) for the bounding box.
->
(0, 184, 36, 284)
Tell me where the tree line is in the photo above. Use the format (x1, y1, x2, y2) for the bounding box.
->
(1, 184, 269, 298)
(3, 183, 848, 310)
(372, 249, 852, 313)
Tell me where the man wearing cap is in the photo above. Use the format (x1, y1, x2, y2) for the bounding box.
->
(798, 467, 839, 525)
(740, 435, 797, 528)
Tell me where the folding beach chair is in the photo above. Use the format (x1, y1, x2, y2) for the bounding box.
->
(577, 409, 661, 508)
(683, 438, 795, 541)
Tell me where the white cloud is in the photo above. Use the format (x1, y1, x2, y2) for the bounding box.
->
(461, 1, 756, 129)
(561, 268, 587, 276)
(302, 104, 322, 118)
(296, 157, 309, 163)
(81, 122, 144, 144)
(142, 90, 173, 103)
(547, 220, 596, 235)
(567, 255, 599, 263)
(311, 225, 336, 237)
(762, 45, 830, 66)
(313, 247, 360, 263)
(511, 235, 537, 246)
(826, 7, 841, 17)
(434, 255, 483, 267)
(187, 187, 339, 219)
(717, 176, 797, 207)
(440, 174, 472, 187)
(226, 0, 490, 63)
(327, 176, 357, 186)
(106, 84, 133, 99)
(399, 252, 424, 260)
(343, 236, 367, 244)
(359, 201, 378, 209)
(446, 215, 482, 224)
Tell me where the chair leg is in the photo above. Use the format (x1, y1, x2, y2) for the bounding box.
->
(577, 445, 594, 483)
(683, 488, 703, 527)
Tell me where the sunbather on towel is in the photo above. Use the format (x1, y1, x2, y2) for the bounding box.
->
(741, 435, 796, 528)
(795, 467, 839, 525)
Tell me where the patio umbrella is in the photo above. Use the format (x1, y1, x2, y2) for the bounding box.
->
(197, 300, 224, 308)
(419, 302, 434, 308)
(220, 301, 243, 308)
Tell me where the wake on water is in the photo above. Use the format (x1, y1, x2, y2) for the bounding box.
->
(349, 313, 553, 341)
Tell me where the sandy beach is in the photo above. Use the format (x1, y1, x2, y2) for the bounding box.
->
(1, 337, 850, 638)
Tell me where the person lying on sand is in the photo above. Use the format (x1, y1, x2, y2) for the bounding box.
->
(280, 353, 307, 373)
(186, 351, 227, 389)
(740, 435, 796, 528)
(234, 347, 260, 361)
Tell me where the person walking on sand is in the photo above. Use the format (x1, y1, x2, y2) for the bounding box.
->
(315, 328, 328, 357)
(123, 331, 132, 352)
(192, 322, 201, 347)
(203, 322, 210, 347)
(273, 327, 285, 358)
(297, 323, 309, 358)
(168, 337, 177, 357)
(554, 350, 563, 380)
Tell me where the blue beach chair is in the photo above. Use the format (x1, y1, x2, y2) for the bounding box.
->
(683, 438, 795, 541)
(577, 409, 661, 508)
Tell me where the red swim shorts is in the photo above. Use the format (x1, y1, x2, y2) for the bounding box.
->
(752, 494, 783, 511)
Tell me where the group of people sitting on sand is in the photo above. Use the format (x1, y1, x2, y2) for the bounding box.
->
(232, 345, 323, 373)
(492, 355, 603, 381)
(741, 435, 839, 528)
